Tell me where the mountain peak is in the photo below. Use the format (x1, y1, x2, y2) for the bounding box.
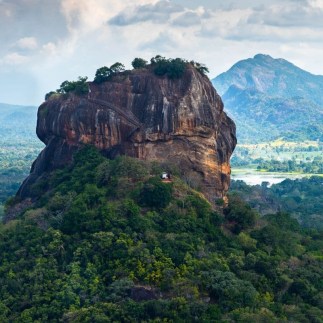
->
(253, 53, 273, 60)
(212, 55, 323, 143)
(213, 54, 323, 101)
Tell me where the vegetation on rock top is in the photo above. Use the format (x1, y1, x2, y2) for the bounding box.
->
(45, 56, 209, 100)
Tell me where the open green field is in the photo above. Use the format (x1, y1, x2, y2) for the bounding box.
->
(231, 139, 323, 177)
(234, 138, 322, 162)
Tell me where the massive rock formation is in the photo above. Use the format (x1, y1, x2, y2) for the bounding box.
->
(18, 65, 236, 203)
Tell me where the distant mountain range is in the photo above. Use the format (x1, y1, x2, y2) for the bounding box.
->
(0, 103, 38, 139)
(0, 103, 43, 208)
(212, 54, 323, 143)
(0, 102, 43, 159)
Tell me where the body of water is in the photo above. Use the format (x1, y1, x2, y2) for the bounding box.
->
(231, 169, 310, 186)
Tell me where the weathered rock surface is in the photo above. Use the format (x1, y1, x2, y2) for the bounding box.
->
(18, 66, 236, 203)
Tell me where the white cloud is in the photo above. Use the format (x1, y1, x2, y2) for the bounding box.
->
(196, 2, 323, 43)
(198, 8, 253, 38)
(309, 0, 323, 8)
(2, 52, 28, 65)
(61, 0, 158, 31)
(109, 0, 182, 26)
(247, 1, 323, 28)
(16, 37, 38, 50)
(2, 0, 323, 106)
(171, 11, 201, 26)
(41, 42, 58, 55)
(60, 0, 109, 33)
(140, 31, 180, 51)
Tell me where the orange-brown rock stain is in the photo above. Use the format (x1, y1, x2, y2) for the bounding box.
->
(18, 66, 237, 203)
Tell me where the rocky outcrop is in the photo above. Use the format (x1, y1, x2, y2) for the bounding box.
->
(18, 66, 236, 203)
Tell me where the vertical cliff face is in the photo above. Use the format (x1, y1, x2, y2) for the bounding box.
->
(18, 66, 236, 203)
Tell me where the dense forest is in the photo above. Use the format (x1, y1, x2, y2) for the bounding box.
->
(1, 147, 322, 322)
(230, 177, 323, 229)
(256, 159, 323, 174)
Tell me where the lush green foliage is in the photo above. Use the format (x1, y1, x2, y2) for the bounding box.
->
(150, 56, 188, 79)
(131, 58, 148, 69)
(140, 177, 173, 208)
(58, 77, 89, 95)
(149, 56, 209, 78)
(224, 195, 258, 233)
(1, 147, 322, 322)
(230, 176, 323, 228)
(44, 56, 209, 101)
(45, 77, 89, 100)
(257, 158, 323, 173)
(93, 63, 125, 84)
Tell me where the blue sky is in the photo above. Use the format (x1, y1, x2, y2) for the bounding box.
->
(1, 0, 323, 105)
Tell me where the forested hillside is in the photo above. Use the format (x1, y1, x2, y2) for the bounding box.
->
(212, 54, 323, 143)
(1, 147, 322, 322)
(230, 177, 323, 229)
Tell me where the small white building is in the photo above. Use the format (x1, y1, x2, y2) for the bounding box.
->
(162, 172, 173, 180)
(161, 172, 168, 179)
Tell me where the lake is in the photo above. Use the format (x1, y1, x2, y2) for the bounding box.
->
(231, 169, 311, 186)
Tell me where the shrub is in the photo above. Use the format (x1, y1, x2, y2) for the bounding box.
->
(45, 76, 89, 99)
(190, 61, 209, 75)
(110, 62, 125, 74)
(94, 63, 125, 83)
(140, 177, 173, 208)
(57, 76, 89, 95)
(224, 195, 258, 233)
(202, 270, 258, 310)
(132, 58, 148, 69)
(93, 66, 110, 84)
(150, 56, 187, 79)
(45, 91, 57, 101)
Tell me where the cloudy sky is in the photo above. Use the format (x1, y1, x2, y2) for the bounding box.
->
(1, 0, 323, 105)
